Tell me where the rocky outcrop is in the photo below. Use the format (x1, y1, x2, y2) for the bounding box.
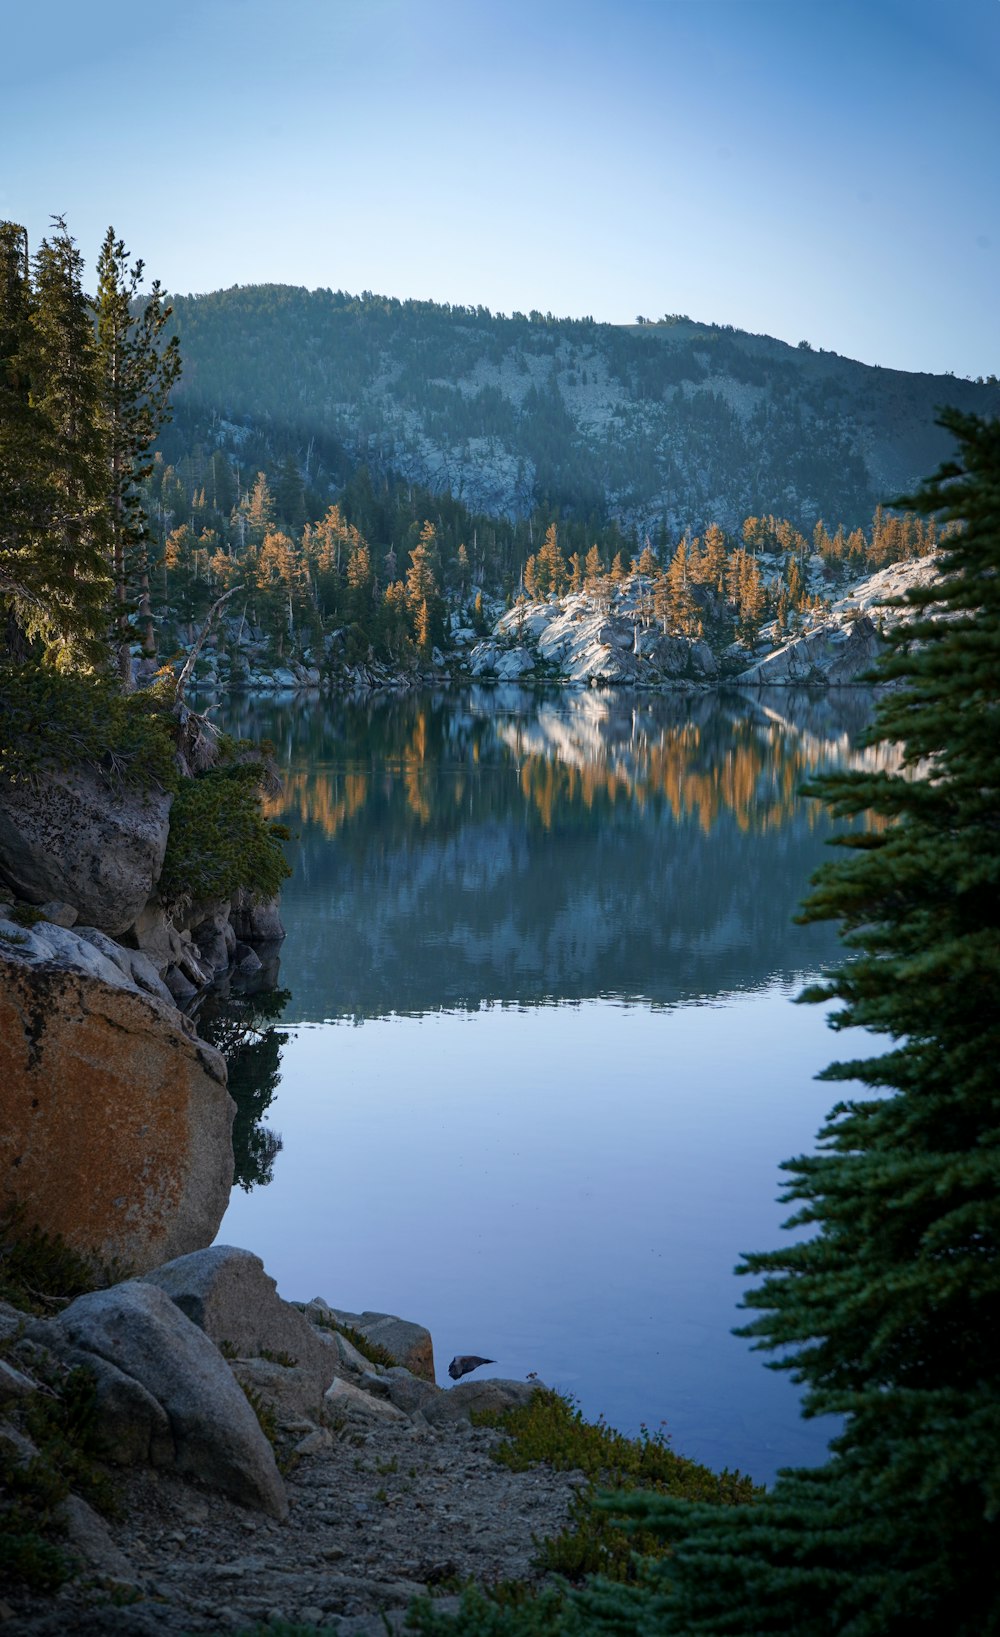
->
(421, 1377, 537, 1426)
(735, 558, 941, 686)
(736, 613, 882, 686)
(0, 1246, 563, 1632)
(468, 557, 940, 692)
(0, 764, 172, 935)
(121, 891, 284, 1003)
(471, 583, 718, 686)
(34, 1280, 288, 1517)
(144, 1246, 337, 1390)
(328, 1308, 436, 1382)
(230, 889, 286, 944)
(0, 918, 234, 1273)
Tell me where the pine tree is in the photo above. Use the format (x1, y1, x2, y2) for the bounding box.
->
(245, 471, 276, 546)
(664, 541, 699, 636)
(95, 227, 181, 681)
(583, 543, 603, 589)
(587, 411, 1000, 1637)
(406, 521, 444, 650)
(0, 221, 49, 658)
(28, 218, 111, 666)
(536, 521, 568, 597)
(699, 522, 727, 591)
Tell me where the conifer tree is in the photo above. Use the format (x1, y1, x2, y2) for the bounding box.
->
(583, 543, 603, 588)
(536, 521, 568, 597)
(95, 226, 181, 681)
(28, 218, 111, 666)
(664, 541, 699, 636)
(0, 221, 48, 657)
(699, 522, 727, 592)
(587, 411, 1000, 1637)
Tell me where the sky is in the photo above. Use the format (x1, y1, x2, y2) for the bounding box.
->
(2, 0, 998, 378)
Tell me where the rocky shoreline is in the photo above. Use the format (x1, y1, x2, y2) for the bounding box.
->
(180, 556, 938, 699)
(0, 723, 573, 1636)
(1, 1248, 570, 1636)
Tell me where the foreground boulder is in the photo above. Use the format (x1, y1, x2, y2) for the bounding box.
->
(0, 920, 234, 1272)
(144, 1245, 338, 1389)
(36, 1281, 287, 1517)
(0, 764, 171, 935)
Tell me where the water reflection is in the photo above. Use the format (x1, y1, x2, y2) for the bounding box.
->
(214, 686, 881, 1023)
(212, 685, 878, 1481)
(196, 987, 289, 1191)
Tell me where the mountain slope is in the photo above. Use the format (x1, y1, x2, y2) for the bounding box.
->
(165, 287, 1000, 532)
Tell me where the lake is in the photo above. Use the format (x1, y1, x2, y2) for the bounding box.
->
(206, 684, 876, 1485)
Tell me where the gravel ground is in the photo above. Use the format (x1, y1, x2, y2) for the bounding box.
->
(2, 1416, 582, 1636)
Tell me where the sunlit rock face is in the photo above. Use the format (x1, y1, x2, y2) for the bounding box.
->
(0, 920, 234, 1273)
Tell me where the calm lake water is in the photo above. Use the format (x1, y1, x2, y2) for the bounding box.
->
(206, 684, 876, 1485)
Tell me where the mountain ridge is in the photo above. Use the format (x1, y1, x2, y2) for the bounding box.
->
(164, 285, 1000, 534)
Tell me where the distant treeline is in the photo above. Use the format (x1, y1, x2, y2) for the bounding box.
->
(143, 438, 947, 667)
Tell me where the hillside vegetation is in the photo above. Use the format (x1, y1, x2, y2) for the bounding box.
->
(163, 286, 1000, 533)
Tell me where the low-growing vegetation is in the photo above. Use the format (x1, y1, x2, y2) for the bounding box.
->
(475, 1388, 759, 1586)
(0, 667, 178, 794)
(158, 749, 291, 910)
(0, 1362, 116, 1596)
(0, 1204, 115, 1314)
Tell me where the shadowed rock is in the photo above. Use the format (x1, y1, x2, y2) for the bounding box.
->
(0, 763, 171, 934)
(37, 1281, 288, 1517)
(448, 1355, 495, 1381)
(426, 1378, 538, 1426)
(330, 1308, 435, 1382)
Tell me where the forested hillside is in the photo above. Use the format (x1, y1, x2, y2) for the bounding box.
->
(163, 286, 1000, 534)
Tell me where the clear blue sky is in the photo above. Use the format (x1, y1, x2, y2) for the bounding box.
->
(3, 0, 997, 377)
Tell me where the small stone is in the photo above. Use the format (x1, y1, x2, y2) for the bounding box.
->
(295, 1428, 334, 1455)
(38, 900, 78, 927)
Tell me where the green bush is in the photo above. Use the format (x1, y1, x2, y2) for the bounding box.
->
(159, 757, 290, 909)
(0, 666, 177, 793)
(0, 1365, 114, 1595)
(478, 1387, 758, 1501)
(406, 1584, 583, 1636)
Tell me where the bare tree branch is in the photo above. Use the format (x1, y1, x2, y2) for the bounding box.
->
(175, 584, 242, 704)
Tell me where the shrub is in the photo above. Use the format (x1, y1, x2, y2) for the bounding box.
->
(0, 666, 177, 793)
(158, 751, 290, 909)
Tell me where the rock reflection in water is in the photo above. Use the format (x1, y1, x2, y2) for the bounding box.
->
(214, 685, 882, 1024)
(213, 685, 881, 1481)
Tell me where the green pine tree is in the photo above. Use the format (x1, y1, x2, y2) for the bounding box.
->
(584, 410, 1000, 1636)
(0, 220, 49, 659)
(27, 217, 111, 667)
(95, 226, 181, 682)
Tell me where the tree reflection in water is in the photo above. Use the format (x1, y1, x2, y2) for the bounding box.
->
(196, 983, 290, 1191)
